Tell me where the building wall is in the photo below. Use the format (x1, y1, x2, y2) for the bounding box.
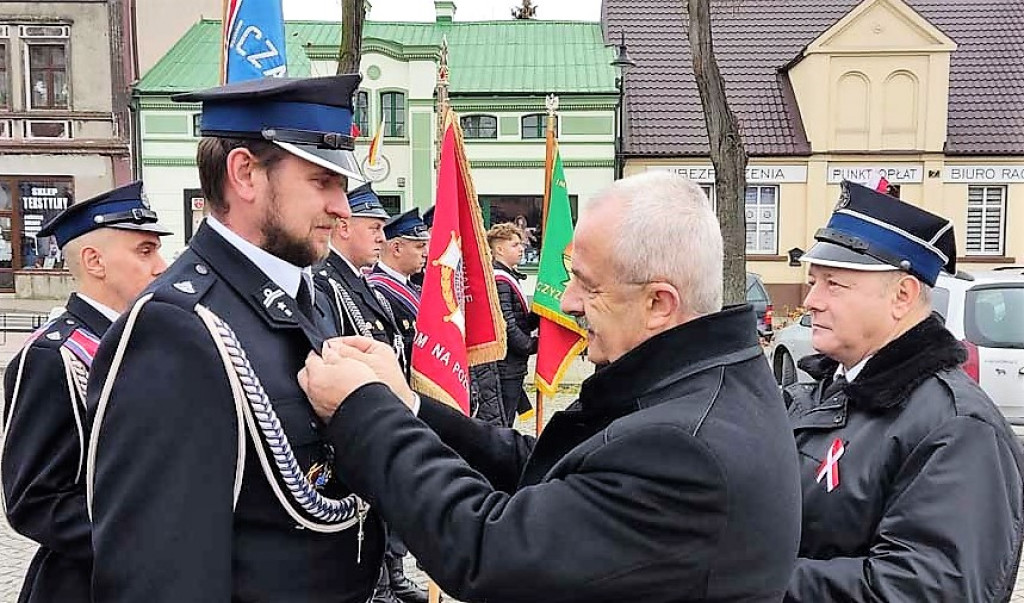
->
(133, 0, 221, 75)
(631, 155, 1024, 313)
(0, 1, 127, 295)
(139, 50, 617, 272)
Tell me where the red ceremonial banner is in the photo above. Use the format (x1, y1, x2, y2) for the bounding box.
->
(411, 111, 506, 413)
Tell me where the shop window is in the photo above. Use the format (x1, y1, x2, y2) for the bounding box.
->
(13, 179, 73, 270)
(479, 194, 579, 265)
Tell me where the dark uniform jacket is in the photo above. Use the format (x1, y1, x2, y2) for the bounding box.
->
(314, 250, 401, 353)
(326, 305, 802, 602)
(785, 315, 1024, 602)
(85, 223, 384, 603)
(2, 294, 109, 603)
(493, 261, 538, 379)
(367, 263, 420, 365)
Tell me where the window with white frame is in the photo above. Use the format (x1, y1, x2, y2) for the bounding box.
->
(966, 185, 1005, 255)
(700, 184, 715, 211)
(745, 185, 778, 255)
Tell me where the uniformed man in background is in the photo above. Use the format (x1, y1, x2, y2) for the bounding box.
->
(368, 208, 429, 367)
(312, 184, 424, 603)
(2, 181, 170, 603)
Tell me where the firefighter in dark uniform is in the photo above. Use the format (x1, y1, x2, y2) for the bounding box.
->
(368, 208, 429, 366)
(85, 75, 386, 602)
(409, 205, 433, 288)
(2, 182, 170, 603)
(313, 185, 425, 603)
(785, 181, 1024, 602)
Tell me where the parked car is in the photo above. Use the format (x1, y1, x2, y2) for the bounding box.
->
(747, 272, 774, 341)
(768, 270, 1024, 434)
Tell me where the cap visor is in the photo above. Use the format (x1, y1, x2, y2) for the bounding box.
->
(800, 241, 899, 272)
(399, 233, 430, 241)
(351, 208, 391, 220)
(108, 222, 174, 237)
(275, 141, 366, 183)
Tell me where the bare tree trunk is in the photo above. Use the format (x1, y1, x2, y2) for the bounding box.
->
(337, 0, 366, 74)
(686, 0, 748, 306)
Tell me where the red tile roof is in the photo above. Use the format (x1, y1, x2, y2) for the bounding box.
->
(603, 0, 1024, 157)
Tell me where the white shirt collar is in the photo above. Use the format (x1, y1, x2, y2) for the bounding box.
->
(76, 293, 120, 323)
(375, 261, 408, 284)
(837, 355, 873, 383)
(207, 216, 312, 298)
(329, 243, 364, 278)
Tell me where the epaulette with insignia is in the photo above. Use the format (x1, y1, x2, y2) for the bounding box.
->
(23, 315, 76, 352)
(150, 260, 217, 309)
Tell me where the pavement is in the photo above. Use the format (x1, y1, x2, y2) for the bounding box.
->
(2, 334, 1024, 601)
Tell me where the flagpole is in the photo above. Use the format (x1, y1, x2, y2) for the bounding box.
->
(535, 94, 558, 436)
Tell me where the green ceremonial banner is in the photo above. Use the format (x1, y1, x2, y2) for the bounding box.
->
(533, 149, 587, 394)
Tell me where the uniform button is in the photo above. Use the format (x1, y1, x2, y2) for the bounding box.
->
(834, 415, 843, 423)
(195, 264, 209, 275)
(309, 420, 318, 430)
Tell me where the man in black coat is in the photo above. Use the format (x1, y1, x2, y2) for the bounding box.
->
(85, 75, 386, 602)
(784, 181, 1024, 602)
(300, 172, 803, 602)
(1, 182, 170, 603)
(487, 223, 540, 426)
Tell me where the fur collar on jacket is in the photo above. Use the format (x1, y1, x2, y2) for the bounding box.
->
(797, 313, 967, 412)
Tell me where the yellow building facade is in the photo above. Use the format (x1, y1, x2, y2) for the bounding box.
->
(612, 0, 1022, 310)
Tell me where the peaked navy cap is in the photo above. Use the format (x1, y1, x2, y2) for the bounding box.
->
(422, 205, 435, 228)
(172, 74, 366, 182)
(347, 183, 390, 219)
(36, 181, 173, 248)
(384, 208, 429, 240)
(802, 180, 956, 286)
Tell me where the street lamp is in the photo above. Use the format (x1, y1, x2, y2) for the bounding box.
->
(610, 31, 636, 180)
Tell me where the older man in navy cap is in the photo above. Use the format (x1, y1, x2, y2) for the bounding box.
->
(85, 75, 388, 602)
(2, 181, 170, 603)
(785, 181, 1024, 601)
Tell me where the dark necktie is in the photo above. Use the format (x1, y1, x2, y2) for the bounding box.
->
(823, 373, 848, 401)
(296, 278, 315, 321)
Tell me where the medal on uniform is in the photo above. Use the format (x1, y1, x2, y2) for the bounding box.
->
(815, 438, 845, 493)
(305, 462, 332, 490)
(375, 320, 384, 331)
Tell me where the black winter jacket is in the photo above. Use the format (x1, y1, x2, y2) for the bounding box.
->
(493, 261, 539, 379)
(326, 305, 802, 602)
(785, 315, 1024, 602)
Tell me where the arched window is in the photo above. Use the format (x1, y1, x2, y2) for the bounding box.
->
(460, 115, 497, 139)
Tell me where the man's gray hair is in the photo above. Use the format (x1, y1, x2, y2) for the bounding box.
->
(589, 171, 723, 315)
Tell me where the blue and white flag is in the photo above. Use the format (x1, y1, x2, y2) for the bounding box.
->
(222, 0, 287, 83)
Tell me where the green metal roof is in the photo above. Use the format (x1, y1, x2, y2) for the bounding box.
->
(136, 19, 617, 95)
